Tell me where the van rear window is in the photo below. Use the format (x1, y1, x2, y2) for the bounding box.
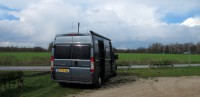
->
(54, 45, 71, 59)
(73, 36, 91, 43)
(72, 45, 90, 59)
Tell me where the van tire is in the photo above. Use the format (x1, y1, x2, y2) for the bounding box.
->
(94, 77, 102, 88)
(59, 82, 67, 87)
(112, 71, 117, 77)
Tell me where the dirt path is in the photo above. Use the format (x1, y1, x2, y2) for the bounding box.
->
(70, 76, 200, 97)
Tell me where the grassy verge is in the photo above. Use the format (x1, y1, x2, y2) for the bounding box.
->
(0, 71, 82, 97)
(1, 66, 200, 97)
(117, 66, 200, 77)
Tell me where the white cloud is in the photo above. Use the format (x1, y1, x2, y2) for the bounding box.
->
(0, 0, 81, 46)
(0, 0, 200, 49)
(181, 17, 200, 27)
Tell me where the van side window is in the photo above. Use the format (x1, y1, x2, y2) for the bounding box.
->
(54, 45, 71, 59)
(94, 44, 99, 59)
(105, 47, 111, 59)
(72, 45, 90, 59)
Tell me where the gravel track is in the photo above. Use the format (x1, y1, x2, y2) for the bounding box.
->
(70, 76, 200, 97)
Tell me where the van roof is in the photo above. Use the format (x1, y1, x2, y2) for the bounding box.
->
(56, 33, 90, 37)
(55, 30, 111, 41)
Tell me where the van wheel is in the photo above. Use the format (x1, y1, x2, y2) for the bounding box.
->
(59, 82, 67, 87)
(95, 77, 102, 88)
(112, 71, 117, 77)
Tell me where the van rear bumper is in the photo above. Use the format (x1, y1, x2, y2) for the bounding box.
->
(53, 80, 93, 84)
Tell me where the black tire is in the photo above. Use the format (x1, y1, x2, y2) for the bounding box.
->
(112, 66, 117, 77)
(59, 82, 67, 87)
(112, 71, 117, 77)
(94, 77, 102, 88)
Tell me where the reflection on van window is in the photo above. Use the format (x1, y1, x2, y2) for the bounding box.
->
(105, 47, 111, 59)
(54, 45, 71, 59)
(73, 36, 91, 43)
(55, 36, 72, 43)
(72, 45, 90, 59)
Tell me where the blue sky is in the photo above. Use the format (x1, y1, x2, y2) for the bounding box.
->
(0, 4, 19, 20)
(0, 0, 200, 49)
(162, 9, 200, 24)
(0, 4, 18, 11)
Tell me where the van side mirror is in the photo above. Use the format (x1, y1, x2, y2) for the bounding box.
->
(114, 54, 118, 60)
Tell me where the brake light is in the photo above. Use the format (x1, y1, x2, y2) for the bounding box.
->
(68, 34, 76, 36)
(51, 56, 54, 71)
(90, 57, 94, 72)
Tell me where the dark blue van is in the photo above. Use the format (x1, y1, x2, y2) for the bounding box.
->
(51, 31, 118, 88)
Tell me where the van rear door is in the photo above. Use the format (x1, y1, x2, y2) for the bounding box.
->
(54, 35, 92, 82)
(54, 44, 72, 81)
(70, 36, 92, 82)
(71, 44, 91, 82)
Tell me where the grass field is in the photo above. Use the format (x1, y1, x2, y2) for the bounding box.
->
(0, 52, 200, 66)
(0, 52, 50, 66)
(117, 53, 200, 65)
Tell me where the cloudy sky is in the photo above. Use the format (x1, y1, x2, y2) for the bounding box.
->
(0, 0, 200, 49)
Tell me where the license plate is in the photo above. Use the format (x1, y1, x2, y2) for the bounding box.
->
(58, 68, 69, 73)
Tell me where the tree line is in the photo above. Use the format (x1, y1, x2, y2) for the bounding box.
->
(114, 42, 200, 54)
(1, 42, 200, 54)
(0, 46, 48, 52)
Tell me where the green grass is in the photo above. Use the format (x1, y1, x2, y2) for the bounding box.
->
(118, 66, 200, 77)
(0, 52, 50, 66)
(0, 52, 200, 66)
(0, 71, 82, 97)
(117, 53, 200, 65)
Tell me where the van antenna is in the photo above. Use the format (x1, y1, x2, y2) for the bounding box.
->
(72, 23, 74, 32)
(78, 22, 80, 33)
(87, 23, 89, 33)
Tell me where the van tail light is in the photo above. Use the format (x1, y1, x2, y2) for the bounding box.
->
(51, 56, 54, 72)
(90, 57, 94, 72)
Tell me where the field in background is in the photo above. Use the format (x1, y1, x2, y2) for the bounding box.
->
(117, 53, 200, 65)
(0, 52, 200, 66)
(0, 52, 50, 66)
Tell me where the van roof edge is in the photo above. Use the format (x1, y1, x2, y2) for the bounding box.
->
(56, 33, 90, 37)
(90, 30, 111, 41)
(55, 31, 111, 41)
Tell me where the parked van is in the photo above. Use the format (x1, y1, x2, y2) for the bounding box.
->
(51, 31, 118, 87)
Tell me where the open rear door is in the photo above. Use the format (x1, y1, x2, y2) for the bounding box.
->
(98, 41, 105, 78)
